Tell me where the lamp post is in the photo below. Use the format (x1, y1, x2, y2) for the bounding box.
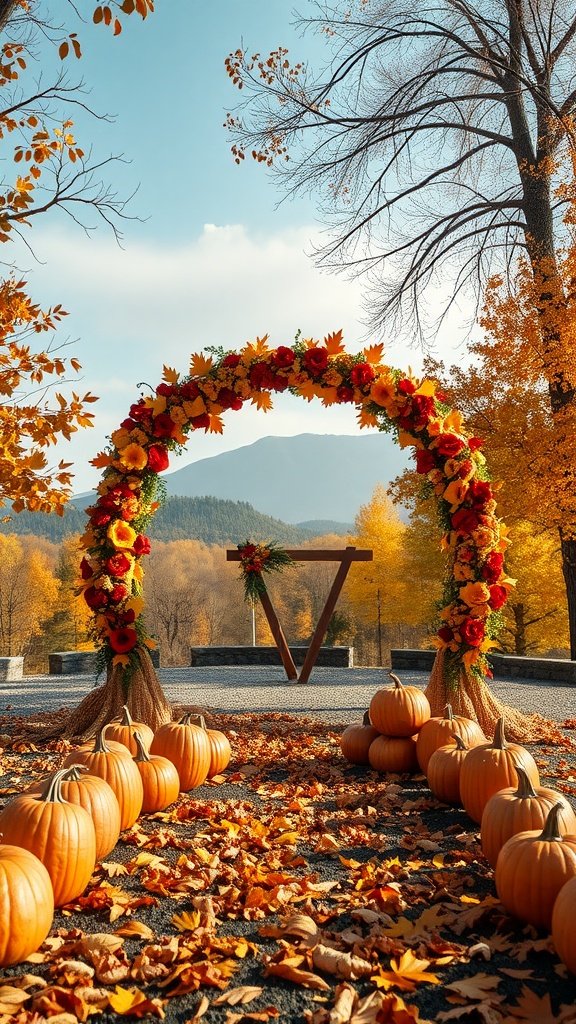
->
(251, 599, 256, 646)
(376, 586, 383, 667)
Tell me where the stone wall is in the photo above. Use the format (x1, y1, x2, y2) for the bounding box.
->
(0, 657, 24, 682)
(390, 648, 576, 683)
(49, 648, 161, 674)
(190, 646, 353, 668)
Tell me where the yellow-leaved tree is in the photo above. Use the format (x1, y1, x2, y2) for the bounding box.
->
(344, 485, 413, 665)
(0, 534, 58, 657)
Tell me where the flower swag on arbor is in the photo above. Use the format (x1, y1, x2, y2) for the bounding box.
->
(236, 540, 293, 602)
(67, 331, 545, 741)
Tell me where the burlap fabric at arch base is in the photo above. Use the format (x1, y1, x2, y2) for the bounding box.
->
(425, 649, 562, 742)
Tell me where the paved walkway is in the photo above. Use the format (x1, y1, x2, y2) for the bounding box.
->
(1, 665, 574, 723)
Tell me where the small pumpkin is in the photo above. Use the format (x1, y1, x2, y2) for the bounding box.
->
(63, 725, 144, 831)
(368, 734, 418, 774)
(416, 703, 485, 773)
(481, 765, 576, 868)
(459, 716, 540, 824)
(340, 711, 381, 765)
(495, 803, 576, 929)
(0, 842, 54, 967)
(150, 713, 211, 791)
(369, 673, 431, 737)
(552, 875, 576, 975)
(427, 735, 469, 805)
(0, 768, 96, 907)
(133, 731, 180, 813)
(28, 764, 121, 862)
(107, 705, 154, 755)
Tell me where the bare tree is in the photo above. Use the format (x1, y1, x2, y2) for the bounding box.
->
(226, 0, 576, 655)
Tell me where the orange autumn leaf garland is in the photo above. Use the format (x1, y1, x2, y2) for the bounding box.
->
(79, 335, 513, 683)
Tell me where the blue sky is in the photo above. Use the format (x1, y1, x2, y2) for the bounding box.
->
(14, 2, 470, 493)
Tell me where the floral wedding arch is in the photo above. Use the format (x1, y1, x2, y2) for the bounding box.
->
(68, 331, 539, 742)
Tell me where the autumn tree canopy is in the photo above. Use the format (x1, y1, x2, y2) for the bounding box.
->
(0, 0, 153, 513)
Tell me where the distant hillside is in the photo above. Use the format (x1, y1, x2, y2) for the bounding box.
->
(160, 433, 408, 522)
(150, 496, 312, 544)
(0, 496, 314, 546)
(297, 519, 354, 536)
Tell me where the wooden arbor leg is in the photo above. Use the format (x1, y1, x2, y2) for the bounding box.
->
(258, 588, 298, 681)
(298, 548, 356, 684)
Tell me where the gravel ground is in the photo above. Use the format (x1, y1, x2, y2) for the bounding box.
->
(1, 664, 575, 723)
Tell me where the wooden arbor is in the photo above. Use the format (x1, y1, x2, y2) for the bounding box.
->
(226, 546, 373, 683)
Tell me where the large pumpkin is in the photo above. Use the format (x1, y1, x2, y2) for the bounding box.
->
(416, 703, 485, 773)
(459, 717, 540, 824)
(426, 735, 469, 805)
(63, 725, 144, 831)
(369, 673, 430, 737)
(340, 711, 381, 765)
(481, 765, 576, 868)
(0, 843, 54, 967)
(0, 768, 96, 907)
(106, 705, 154, 755)
(133, 731, 180, 813)
(552, 876, 576, 975)
(495, 803, 576, 929)
(28, 764, 121, 862)
(150, 713, 211, 791)
(368, 734, 418, 774)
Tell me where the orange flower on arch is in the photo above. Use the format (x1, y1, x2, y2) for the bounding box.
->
(118, 443, 148, 471)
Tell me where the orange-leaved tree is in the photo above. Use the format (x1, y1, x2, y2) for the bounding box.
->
(0, 0, 153, 512)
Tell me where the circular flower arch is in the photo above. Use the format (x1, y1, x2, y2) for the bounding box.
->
(79, 331, 513, 699)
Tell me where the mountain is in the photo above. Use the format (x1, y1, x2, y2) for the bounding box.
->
(0, 497, 315, 546)
(161, 433, 408, 522)
(297, 519, 354, 535)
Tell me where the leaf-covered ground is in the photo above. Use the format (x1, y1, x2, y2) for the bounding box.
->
(1, 710, 575, 1024)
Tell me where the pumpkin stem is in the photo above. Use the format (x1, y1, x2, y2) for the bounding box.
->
(133, 731, 151, 763)
(452, 734, 468, 751)
(492, 716, 507, 750)
(444, 703, 454, 721)
(120, 705, 133, 727)
(183, 713, 207, 730)
(388, 672, 403, 689)
(41, 767, 73, 804)
(514, 765, 539, 799)
(61, 764, 89, 783)
(93, 724, 113, 754)
(539, 802, 566, 841)
(362, 710, 371, 726)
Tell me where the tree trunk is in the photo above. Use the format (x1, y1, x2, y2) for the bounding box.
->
(561, 535, 576, 659)
(512, 603, 527, 656)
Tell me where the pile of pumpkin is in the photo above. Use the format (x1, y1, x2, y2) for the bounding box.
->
(0, 709, 231, 969)
(340, 674, 576, 977)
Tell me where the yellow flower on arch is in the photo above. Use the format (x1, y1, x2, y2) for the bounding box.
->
(107, 520, 137, 550)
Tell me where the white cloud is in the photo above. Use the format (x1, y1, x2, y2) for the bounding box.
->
(15, 222, 471, 493)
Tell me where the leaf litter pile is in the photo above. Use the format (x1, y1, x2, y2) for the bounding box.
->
(0, 710, 575, 1024)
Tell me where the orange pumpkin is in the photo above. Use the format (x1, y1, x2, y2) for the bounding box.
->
(28, 764, 121, 862)
(369, 673, 430, 737)
(427, 735, 469, 805)
(0, 768, 96, 907)
(133, 731, 180, 813)
(416, 703, 485, 773)
(107, 705, 154, 755)
(495, 803, 576, 929)
(150, 713, 211, 791)
(63, 725, 143, 831)
(340, 711, 380, 765)
(552, 876, 576, 975)
(481, 765, 576, 868)
(459, 717, 540, 824)
(368, 734, 418, 773)
(0, 843, 54, 967)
